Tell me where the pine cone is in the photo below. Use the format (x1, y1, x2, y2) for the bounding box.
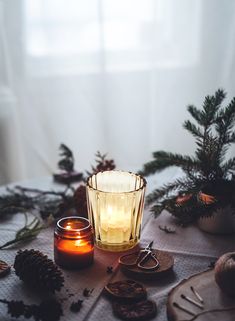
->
(14, 249, 64, 292)
(73, 185, 88, 218)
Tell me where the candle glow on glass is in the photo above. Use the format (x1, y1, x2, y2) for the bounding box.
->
(54, 217, 94, 269)
(87, 170, 146, 252)
(99, 205, 131, 244)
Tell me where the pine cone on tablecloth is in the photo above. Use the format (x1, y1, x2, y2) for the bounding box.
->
(14, 249, 64, 293)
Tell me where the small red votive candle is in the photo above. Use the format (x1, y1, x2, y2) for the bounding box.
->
(54, 216, 94, 269)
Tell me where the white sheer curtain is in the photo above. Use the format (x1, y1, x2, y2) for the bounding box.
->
(0, 0, 235, 184)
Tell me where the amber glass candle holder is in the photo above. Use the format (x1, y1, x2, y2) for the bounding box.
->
(86, 170, 146, 252)
(54, 216, 94, 269)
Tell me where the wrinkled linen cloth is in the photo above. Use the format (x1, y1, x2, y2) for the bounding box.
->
(0, 177, 235, 321)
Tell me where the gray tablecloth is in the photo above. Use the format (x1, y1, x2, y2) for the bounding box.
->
(0, 177, 235, 321)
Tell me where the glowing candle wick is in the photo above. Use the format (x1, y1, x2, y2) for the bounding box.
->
(75, 239, 84, 247)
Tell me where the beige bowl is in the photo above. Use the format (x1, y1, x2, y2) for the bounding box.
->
(197, 205, 235, 234)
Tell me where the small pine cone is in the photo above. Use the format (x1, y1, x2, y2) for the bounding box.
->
(73, 185, 88, 218)
(14, 249, 64, 292)
(96, 159, 115, 172)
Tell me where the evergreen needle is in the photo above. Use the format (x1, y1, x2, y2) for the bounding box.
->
(0, 212, 45, 250)
(140, 89, 235, 225)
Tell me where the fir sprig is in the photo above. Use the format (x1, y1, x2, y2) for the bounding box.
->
(0, 212, 46, 249)
(86, 151, 116, 177)
(0, 186, 73, 221)
(0, 149, 116, 247)
(0, 298, 63, 321)
(140, 89, 235, 224)
(58, 144, 75, 173)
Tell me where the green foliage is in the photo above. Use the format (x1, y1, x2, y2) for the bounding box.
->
(58, 144, 75, 173)
(0, 212, 45, 249)
(140, 89, 235, 224)
(86, 151, 116, 177)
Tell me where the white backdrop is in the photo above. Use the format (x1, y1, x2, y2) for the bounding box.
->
(0, 0, 235, 184)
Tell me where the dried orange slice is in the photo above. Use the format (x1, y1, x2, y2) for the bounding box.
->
(113, 300, 157, 320)
(0, 260, 10, 278)
(104, 280, 147, 302)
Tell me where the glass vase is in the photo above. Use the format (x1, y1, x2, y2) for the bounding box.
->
(86, 170, 146, 252)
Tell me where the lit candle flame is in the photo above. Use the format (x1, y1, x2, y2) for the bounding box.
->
(75, 239, 85, 247)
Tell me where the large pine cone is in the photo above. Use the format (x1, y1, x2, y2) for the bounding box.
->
(14, 249, 64, 292)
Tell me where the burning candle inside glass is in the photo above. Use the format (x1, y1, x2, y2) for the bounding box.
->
(54, 217, 94, 269)
(86, 170, 146, 251)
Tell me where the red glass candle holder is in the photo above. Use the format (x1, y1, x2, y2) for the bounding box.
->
(54, 216, 94, 269)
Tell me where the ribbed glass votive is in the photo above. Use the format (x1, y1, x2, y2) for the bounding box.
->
(86, 170, 146, 252)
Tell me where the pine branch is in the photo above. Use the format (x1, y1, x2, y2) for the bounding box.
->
(59, 143, 73, 158)
(140, 151, 200, 176)
(222, 96, 235, 127)
(195, 134, 223, 179)
(0, 186, 74, 221)
(201, 89, 226, 127)
(0, 213, 45, 250)
(215, 96, 235, 146)
(150, 195, 180, 216)
(150, 204, 168, 217)
(227, 132, 235, 143)
(150, 195, 199, 224)
(146, 177, 195, 205)
(187, 105, 205, 126)
(86, 151, 115, 177)
(214, 88, 227, 104)
(222, 157, 235, 177)
(140, 89, 235, 225)
(15, 186, 69, 199)
(58, 144, 74, 173)
(183, 120, 203, 139)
